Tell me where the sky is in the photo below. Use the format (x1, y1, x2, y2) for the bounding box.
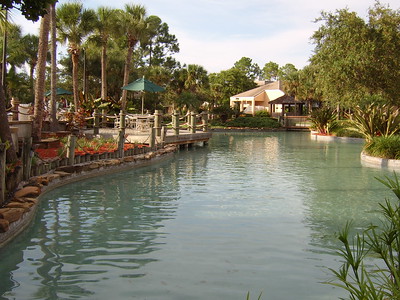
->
(10, 0, 400, 73)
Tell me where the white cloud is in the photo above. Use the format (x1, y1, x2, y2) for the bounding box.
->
(173, 27, 314, 72)
(8, 0, 400, 74)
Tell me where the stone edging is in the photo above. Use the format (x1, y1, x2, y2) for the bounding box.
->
(310, 132, 364, 143)
(360, 151, 400, 170)
(0, 145, 178, 248)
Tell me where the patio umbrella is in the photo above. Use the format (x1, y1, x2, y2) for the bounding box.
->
(122, 77, 165, 114)
(45, 87, 73, 96)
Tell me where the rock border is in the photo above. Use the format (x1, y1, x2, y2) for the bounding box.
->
(0, 145, 178, 248)
(360, 151, 400, 170)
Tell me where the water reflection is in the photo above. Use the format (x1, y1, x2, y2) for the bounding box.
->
(0, 132, 394, 300)
(0, 159, 180, 299)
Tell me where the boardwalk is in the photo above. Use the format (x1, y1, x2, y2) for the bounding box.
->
(85, 128, 212, 146)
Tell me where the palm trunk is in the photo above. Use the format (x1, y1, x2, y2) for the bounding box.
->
(48, 2, 58, 131)
(101, 43, 107, 101)
(32, 9, 50, 142)
(72, 51, 80, 111)
(121, 39, 137, 112)
(0, 73, 17, 163)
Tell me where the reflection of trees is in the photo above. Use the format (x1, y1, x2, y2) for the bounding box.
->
(0, 159, 181, 299)
(278, 134, 393, 252)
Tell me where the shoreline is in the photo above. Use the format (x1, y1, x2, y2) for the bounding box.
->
(0, 145, 178, 248)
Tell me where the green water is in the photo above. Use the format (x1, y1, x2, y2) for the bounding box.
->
(0, 132, 394, 299)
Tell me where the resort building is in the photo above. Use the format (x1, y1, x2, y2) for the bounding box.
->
(230, 81, 306, 117)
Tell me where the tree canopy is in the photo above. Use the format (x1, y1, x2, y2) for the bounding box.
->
(310, 2, 400, 108)
(1, 0, 55, 21)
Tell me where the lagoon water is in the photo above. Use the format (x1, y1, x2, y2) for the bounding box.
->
(0, 132, 394, 300)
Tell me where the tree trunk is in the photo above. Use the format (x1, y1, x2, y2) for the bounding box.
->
(48, 2, 58, 132)
(121, 39, 137, 112)
(72, 50, 80, 111)
(32, 10, 50, 142)
(29, 62, 36, 103)
(0, 74, 17, 163)
(101, 43, 107, 102)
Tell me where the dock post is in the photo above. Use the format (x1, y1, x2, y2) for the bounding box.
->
(173, 110, 180, 136)
(22, 137, 32, 180)
(67, 135, 76, 165)
(190, 111, 196, 133)
(150, 127, 156, 150)
(154, 110, 162, 137)
(11, 97, 20, 121)
(117, 111, 126, 158)
(201, 110, 209, 132)
(101, 109, 107, 127)
(0, 143, 6, 205)
(161, 126, 166, 147)
(93, 108, 99, 135)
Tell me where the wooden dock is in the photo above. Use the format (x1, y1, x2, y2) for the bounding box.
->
(86, 128, 212, 147)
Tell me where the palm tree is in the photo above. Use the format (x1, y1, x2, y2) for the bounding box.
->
(184, 64, 208, 93)
(119, 4, 147, 112)
(0, 9, 17, 163)
(48, 1, 57, 131)
(92, 6, 119, 103)
(32, 6, 50, 141)
(20, 33, 39, 101)
(57, 2, 96, 111)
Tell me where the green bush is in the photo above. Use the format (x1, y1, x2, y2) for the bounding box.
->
(308, 107, 338, 135)
(334, 127, 364, 138)
(254, 110, 270, 118)
(224, 116, 281, 128)
(346, 104, 400, 142)
(364, 135, 400, 159)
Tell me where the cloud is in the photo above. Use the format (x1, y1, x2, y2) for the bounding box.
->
(9, 0, 400, 74)
(173, 26, 314, 72)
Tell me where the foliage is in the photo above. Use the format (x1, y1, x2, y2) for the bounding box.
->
(233, 57, 261, 81)
(334, 127, 364, 138)
(224, 116, 280, 129)
(364, 136, 400, 160)
(211, 104, 235, 123)
(209, 68, 257, 105)
(310, 3, 400, 108)
(346, 104, 400, 142)
(263, 61, 279, 81)
(325, 173, 400, 299)
(1, 0, 55, 22)
(308, 107, 338, 135)
(246, 291, 262, 300)
(254, 110, 270, 118)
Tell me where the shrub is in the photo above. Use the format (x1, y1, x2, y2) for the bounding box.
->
(346, 104, 400, 142)
(254, 110, 270, 118)
(325, 173, 400, 299)
(224, 116, 281, 128)
(308, 107, 338, 135)
(364, 135, 400, 159)
(335, 127, 364, 138)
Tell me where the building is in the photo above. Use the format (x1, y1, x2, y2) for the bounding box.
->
(229, 81, 305, 117)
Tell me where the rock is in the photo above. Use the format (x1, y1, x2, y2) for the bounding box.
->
(53, 171, 71, 177)
(6, 202, 32, 211)
(0, 219, 9, 232)
(88, 163, 100, 169)
(123, 156, 135, 162)
(46, 173, 61, 182)
(0, 208, 25, 223)
(14, 186, 41, 198)
(24, 198, 38, 205)
(0, 208, 11, 218)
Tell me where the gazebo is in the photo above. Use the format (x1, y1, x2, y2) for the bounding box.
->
(269, 95, 305, 118)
